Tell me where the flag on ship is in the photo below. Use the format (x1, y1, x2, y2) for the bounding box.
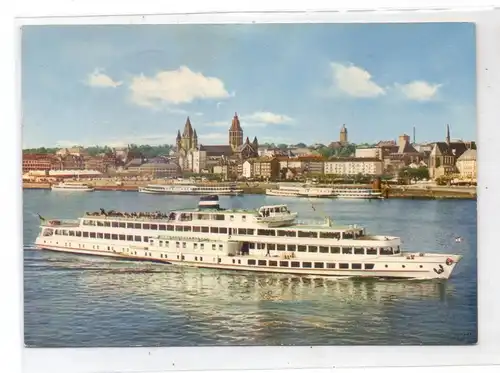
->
(37, 213, 45, 222)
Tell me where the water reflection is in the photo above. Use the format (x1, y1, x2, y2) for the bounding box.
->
(28, 252, 453, 343)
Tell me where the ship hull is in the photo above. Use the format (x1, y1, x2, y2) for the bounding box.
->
(34, 243, 460, 280)
(51, 187, 94, 192)
(139, 188, 242, 196)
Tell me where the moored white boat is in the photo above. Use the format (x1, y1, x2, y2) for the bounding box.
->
(51, 182, 94, 192)
(332, 187, 383, 199)
(266, 184, 334, 198)
(138, 183, 243, 196)
(34, 196, 461, 280)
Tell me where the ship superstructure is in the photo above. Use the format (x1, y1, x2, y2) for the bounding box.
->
(35, 196, 461, 279)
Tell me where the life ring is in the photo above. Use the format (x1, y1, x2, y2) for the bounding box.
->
(446, 258, 454, 266)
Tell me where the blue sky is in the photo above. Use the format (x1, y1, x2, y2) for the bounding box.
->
(21, 23, 476, 148)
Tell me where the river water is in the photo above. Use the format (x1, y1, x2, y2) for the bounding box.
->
(23, 190, 477, 347)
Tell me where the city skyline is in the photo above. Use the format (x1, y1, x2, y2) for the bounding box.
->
(21, 23, 476, 148)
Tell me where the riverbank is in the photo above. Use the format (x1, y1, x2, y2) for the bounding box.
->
(23, 182, 477, 200)
(385, 188, 476, 200)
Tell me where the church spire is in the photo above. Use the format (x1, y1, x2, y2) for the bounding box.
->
(230, 112, 241, 131)
(176, 130, 182, 150)
(192, 129, 198, 149)
(229, 112, 243, 151)
(446, 124, 450, 145)
(183, 116, 194, 137)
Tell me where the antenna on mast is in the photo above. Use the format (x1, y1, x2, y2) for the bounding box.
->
(307, 195, 333, 226)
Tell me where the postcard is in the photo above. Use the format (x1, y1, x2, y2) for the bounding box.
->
(21, 22, 477, 348)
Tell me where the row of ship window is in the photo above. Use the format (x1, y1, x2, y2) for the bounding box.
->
(79, 221, 355, 239)
(247, 259, 375, 270)
(156, 241, 225, 251)
(49, 241, 419, 269)
(250, 242, 400, 255)
(46, 229, 399, 255)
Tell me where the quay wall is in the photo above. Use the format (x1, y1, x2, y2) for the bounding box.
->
(22, 181, 476, 200)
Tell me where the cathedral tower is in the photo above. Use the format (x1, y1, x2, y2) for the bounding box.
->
(181, 117, 195, 151)
(229, 112, 243, 151)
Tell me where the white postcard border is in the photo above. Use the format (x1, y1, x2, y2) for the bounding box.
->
(2, 2, 499, 373)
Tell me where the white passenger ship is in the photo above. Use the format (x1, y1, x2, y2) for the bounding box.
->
(138, 183, 243, 196)
(51, 182, 94, 192)
(333, 187, 383, 199)
(266, 184, 335, 198)
(35, 196, 461, 280)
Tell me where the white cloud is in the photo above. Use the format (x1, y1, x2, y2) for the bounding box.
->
(395, 81, 442, 101)
(204, 111, 293, 129)
(86, 68, 122, 88)
(54, 131, 228, 148)
(205, 121, 229, 127)
(129, 66, 232, 108)
(165, 107, 189, 115)
(330, 62, 385, 98)
(241, 111, 293, 125)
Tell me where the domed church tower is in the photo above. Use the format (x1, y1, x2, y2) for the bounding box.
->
(340, 124, 348, 144)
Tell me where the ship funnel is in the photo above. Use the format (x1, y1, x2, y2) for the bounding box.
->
(198, 195, 220, 209)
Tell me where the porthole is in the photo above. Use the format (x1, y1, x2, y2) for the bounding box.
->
(402, 265, 406, 268)
(385, 265, 388, 268)
(419, 265, 423, 268)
